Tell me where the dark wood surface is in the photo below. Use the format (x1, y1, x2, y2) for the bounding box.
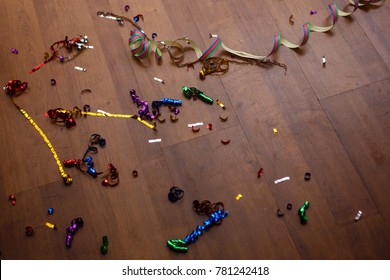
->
(0, 0, 389, 260)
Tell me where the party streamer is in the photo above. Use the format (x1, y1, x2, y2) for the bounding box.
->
(3, 80, 72, 185)
(97, 1, 383, 78)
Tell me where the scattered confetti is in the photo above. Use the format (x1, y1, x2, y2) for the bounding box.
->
(101, 236, 109, 254)
(45, 222, 56, 229)
(322, 55, 326, 66)
(274, 176, 290, 184)
(101, 164, 119, 187)
(273, 128, 278, 134)
(66, 217, 84, 248)
(192, 126, 200, 133)
(257, 168, 263, 178)
(25, 226, 34, 237)
(167, 209, 228, 252)
(168, 187, 184, 202)
(133, 14, 144, 22)
(48, 207, 54, 215)
(132, 170, 138, 178)
(209, 34, 218, 38)
(153, 77, 165, 83)
(187, 122, 203, 127)
(124, 5, 129, 12)
(298, 201, 310, 224)
(148, 138, 162, 143)
(287, 203, 293, 210)
(170, 115, 179, 122)
(206, 123, 212, 130)
(80, 88, 92, 94)
(9, 195, 16, 206)
(182, 86, 213, 104)
(289, 15, 294, 25)
(221, 139, 230, 145)
(304, 172, 311, 181)
(216, 99, 225, 109)
(152, 33, 158, 39)
(11, 48, 18, 54)
(74, 66, 86, 72)
(235, 194, 243, 200)
(50, 79, 56, 86)
(354, 210, 363, 222)
(219, 115, 228, 122)
(310, 10, 317, 15)
(277, 209, 284, 217)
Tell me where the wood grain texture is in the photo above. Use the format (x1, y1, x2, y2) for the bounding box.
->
(0, 0, 389, 260)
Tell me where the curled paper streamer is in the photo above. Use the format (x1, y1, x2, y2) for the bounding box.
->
(167, 209, 228, 252)
(4, 80, 72, 185)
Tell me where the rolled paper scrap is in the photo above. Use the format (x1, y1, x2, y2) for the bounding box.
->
(298, 201, 310, 224)
(287, 203, 293, 210)
(187, 122, 203, 127)
(274, 176, 290, 184)
(154, 77, 164, 83)
(354, 210, 363, 222)
(74, 66, 86, 72)
(148, 138, 161, 143)
(304, 172, 311, 181)
(50, 79, 56, 86)
(221, 139, 230, 145)
(236, 194, 243, 200)
(132, 170, 138, 177)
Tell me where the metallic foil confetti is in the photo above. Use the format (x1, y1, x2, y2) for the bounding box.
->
(236, 194, 243, 200)
(354, 210, 363, 222)
(148, 138, 161, 143)
(167, 209, 228, 252)
(48, 208, 54, 215)
(298, 201, 310, 224)
(66, 217, 83, 248)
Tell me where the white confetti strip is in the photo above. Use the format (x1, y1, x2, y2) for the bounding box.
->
(274, 176, 291, 184)
(148, 138, 162, 143)
(187, 122, 204, 127)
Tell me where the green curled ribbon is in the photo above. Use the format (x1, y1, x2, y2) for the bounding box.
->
(298, 201, 310, 224)
(167, 239, 188, 253)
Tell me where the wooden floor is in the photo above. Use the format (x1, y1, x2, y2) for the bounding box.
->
(0, 0, 389, 260)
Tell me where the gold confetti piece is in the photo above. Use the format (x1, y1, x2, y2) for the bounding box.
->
(236, 194, 243, 200)
(45, 222, 56, 229)
(216, 99, 225, 109)
(273, 128, 278, 134)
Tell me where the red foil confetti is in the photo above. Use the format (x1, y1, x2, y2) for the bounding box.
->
(257, 168, 263, 178)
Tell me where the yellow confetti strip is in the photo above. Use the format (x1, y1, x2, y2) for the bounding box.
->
(45, 222, 56, 229)
(19, 108, 72, 185)
(273, 128, 278, 134)
(236, 194, 243, 200)
(81, 111, 156, 129)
